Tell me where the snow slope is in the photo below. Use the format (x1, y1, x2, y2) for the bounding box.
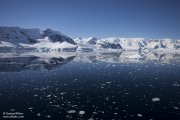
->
(20, 37, 77, 52)
(0, 27, 77, 52)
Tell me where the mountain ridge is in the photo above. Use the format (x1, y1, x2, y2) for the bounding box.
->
(0, 26, 77, 52)
(0, 27, 179, 52)
(74, 37, 180, 52)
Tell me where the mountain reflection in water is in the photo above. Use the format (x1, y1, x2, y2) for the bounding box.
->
(0, 51, 180, 120)
(0, 51, 179, 72)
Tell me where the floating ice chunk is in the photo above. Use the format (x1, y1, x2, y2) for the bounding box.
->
(93, 112, 97, 114)
(37, 113, 41, 116)
(28, 107, 34, 110)
(172, 82, 180, 87)
(125, 54, 142, 59)
(67, 110, 76, 114)
(60, 92, 66, 95)
(79, 111, 85, 115)
(46, 94, 51, 97)
(152, 97, 160, 102)
(46, 115, 51, 118)
(137, 114, 143, 117)
(174, 107, 180, 109)
(105, 97, 109, 100)
(34, 94, 38, 97)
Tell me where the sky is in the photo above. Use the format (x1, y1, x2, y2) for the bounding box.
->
(0, 0, 180, 39)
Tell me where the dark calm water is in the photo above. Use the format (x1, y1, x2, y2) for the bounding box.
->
(0, 52, 180, 120)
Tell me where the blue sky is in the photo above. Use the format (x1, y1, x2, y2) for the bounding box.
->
(0, 0, 180, 39)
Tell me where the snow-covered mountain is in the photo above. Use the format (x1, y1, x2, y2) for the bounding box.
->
(74, 37, 180, 52)
(74, 37, 98, 52)
(0, 27, 179, 52)
(0, 27, 77, 51)
(74, 37, 99, 45)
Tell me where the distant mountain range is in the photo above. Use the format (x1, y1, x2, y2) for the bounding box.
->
(0, 27, 180, 52)
(74, 37, 180, 52)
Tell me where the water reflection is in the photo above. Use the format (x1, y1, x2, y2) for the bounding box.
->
(75, 52, 180, 64)
(0, 51, 179, 72)
(0, 51, 180, 120)
(0, 55, 75, 72)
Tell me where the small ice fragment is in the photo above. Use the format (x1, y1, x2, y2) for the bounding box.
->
(67, 110, 76, 114)
(105, 97, 109, 100)
(37, 113, 41, 116)
(46, 115, 51, 118)
(174, 107, 179, 109)
(79, 111, 85, 115)
(172, 83, 180, 87)
(93, 112, 97, 114)
(46, 95, 51, 97)
(137, 114, 143, 117)
(152, 97, 160, 102)
(74, 79, 78, 82)
(60, 92, 66, 95)
(28, 107, 34, 110)
(34, 94, 38, 97)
